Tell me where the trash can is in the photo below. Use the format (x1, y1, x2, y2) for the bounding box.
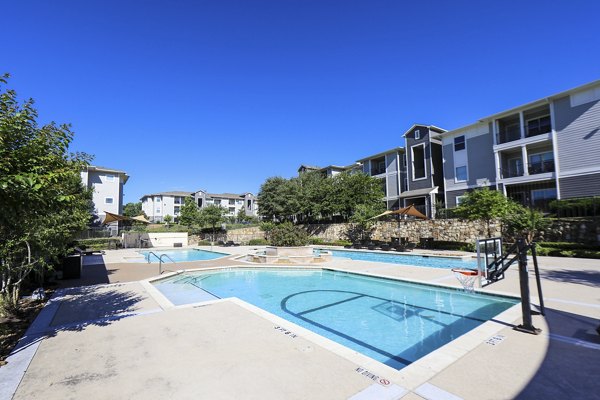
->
(62, 254, 82, 279)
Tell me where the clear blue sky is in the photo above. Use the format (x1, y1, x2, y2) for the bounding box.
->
(4, 0, 599, 203)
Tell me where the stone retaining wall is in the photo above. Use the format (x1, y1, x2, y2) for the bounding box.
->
(224, 218, 599, 245)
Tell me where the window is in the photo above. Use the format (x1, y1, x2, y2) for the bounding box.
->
(455, 166, 468, 182)
(414, 129, 421, 140)
(156, 207, 161, 213)
(197, 198, 203, 207)
(155, 197, 161, 202)
(174, 206, 180, 215)
(526, 115, 551, 137)
(531, 188, 557, 209)
(454, 136, 466, 151)
(105, 197, 114, 204)
(229, 207, 235, 214)
(402, 155, 407, 167)
(105, 174, 115, 182)
(528, 152, 554, 174)
(174, 196, 182, 205)
(247, 200, 252, 208)
(411, 144, 426, 180)
(456, 195, 467, 206)
(214, 199, 221, 206)
(229, 199, 235, 205)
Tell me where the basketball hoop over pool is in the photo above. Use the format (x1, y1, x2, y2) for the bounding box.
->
(451, 268, 479, 292)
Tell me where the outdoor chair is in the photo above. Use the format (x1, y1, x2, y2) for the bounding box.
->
(405, 242, 417, 252)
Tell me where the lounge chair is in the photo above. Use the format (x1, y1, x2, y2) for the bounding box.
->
(405, 242, 417, 252)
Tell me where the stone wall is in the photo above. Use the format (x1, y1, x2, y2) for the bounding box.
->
(541, 218, 600, 244)
(304, 220, 499, 244)
(224, 218, 600, 245)
(225, 226, 264, 243)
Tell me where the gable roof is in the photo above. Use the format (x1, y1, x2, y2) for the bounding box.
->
(401, 124, 447, 138)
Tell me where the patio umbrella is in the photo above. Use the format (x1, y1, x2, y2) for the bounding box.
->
(131, 214, 151, 223)
(367, 205, 427, 220)
(102, 211, 130, 224)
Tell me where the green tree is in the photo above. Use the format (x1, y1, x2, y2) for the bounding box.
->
(178, 197, 200, 227)
(0, 74, 92, 315)
(199, 205, 226, 241)
(347, 202, 385, 243)
(333, 172, 385, 220)
(257, 177, 301, 221)
(163, 214, 173, 225)
(297, 171, 336, 222)
(454, 187, 512, 237)
(504, 202, 550, 244)
(123, 202, 143, 217)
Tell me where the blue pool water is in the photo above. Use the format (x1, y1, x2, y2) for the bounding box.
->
(316, 248, 477, 269)
(153, 268, 516, 369)
(138, 249, 228, 263)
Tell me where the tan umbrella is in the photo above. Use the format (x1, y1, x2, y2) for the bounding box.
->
(102, 211, 130, 224)
(131, 214, 151, 224)
(367, 204, 427, 220)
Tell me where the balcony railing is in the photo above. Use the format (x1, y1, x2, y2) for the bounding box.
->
(499, 167, 523, 179)
(528, 160, 555, 175)
(370, 168, 386, 176)
(496, 127, 521, 144)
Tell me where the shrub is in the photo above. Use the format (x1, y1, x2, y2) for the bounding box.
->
(248, 238, 269, 245)
(76, 238, 117, 251)
(268, 222, 309, 247)
(308, 237, 325, 245)
(196, 240, 211, 246)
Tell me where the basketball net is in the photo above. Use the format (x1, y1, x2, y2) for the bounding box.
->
(451, 268, 479, 293)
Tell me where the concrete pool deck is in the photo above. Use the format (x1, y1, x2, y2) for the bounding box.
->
(1, 246, 599, 399)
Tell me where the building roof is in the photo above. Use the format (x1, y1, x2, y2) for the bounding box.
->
(85, 165, 129, 184)
(140, 191, 193, 199)
(438, 78, 600, 138)
(356, 146, 404, 162)
(401, 124, 447, 138)
(297, 164, 322, 173)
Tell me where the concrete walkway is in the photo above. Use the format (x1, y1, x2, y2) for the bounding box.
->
(2, 246, 599, 399)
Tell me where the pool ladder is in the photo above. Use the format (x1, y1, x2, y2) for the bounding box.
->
(146, 251, 178, 275)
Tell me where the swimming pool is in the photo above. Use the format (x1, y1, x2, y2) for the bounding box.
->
(137, 249, 228, 263)
(153, 268, 517, 370)
(315, 248, 477, 269)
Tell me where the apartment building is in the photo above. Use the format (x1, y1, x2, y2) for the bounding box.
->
(193, 190, 258, 218)
(441, 79, 600, 210)
(399, 125, 446, 217)
(357, 147, 406, 210)
(81, 165, 129, 225)
(141, 191, 192, 222)
(297, 164, 359, 177)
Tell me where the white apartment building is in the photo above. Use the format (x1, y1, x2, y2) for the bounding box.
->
(140, 191, 193, 223)
(141, 190, 259, 222)
(81, 165, 129, 225)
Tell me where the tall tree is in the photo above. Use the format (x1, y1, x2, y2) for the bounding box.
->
(0, 74, 92, 315)
(199, 205, 226, 241)
(333, 172, 385, 220)
(178, 197, 200, 227)
(257, 177, 301, 221)
(123, 202, 143, 217)
(454, 187, 512, 237)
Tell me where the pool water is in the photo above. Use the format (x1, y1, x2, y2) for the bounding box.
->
(153, 268, 516, 369)
(138, 249, 228, 263)
(315, 248, 477, 269)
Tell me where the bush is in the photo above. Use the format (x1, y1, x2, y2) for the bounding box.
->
(308, 237, 325, 245)
(308, 237, 351, 247)
(268, 222, 309, 247)
(76, 238, 117, 251)
(248, 238, 269, 245)
(549, 197, 600, 217)
(196, 240, 211, 246)
(533, 242, 600, 259)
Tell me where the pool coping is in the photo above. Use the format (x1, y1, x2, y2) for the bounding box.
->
(141, 264, 523, 391)
(314, 245, 477, 261)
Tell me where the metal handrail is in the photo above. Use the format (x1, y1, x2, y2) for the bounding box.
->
(146, 251, 161, 263)
(146, 251, 179, 274)
(158, 254, 177, 275)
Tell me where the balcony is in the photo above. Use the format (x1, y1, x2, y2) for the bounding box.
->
(496, 126, 521, 144)
(528, 160, 555, 175)
(499, 166, 524, 179)
(525, 116, 551, 138)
